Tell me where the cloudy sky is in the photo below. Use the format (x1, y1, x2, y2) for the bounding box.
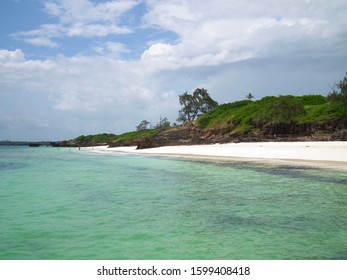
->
(1, 0, 346, 141)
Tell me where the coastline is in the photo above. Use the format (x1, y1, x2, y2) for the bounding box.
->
(83, 141, 347, 171)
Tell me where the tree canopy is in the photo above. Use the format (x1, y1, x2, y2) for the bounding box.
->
(328, 74, 347, 117)
(177, 88, 218, 123)
(256, 95, 306, 125)
(245, 92, 254, 101)
(154, 116, 171, 130)
(136, 120, 150, 131)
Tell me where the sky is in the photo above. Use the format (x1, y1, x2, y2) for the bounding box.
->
(0, 0, 347, 141)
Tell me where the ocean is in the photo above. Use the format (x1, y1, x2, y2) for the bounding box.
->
(0, 146, 346, 260)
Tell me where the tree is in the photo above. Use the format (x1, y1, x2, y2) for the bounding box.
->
(177, 88, 218, 123)
(136, 120, 150, 131)
(256, 95, 306, 125)
(154, 116, 171, 130)
(328, 74, 347, 118)
(246, 92, 254, 101)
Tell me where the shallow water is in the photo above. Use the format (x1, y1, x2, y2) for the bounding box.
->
(0, 146, 346, 259)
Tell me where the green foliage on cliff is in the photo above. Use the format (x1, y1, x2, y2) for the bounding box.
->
(198, 100, 251, 128)
(197, 94, 341, 133)
(116, 129, 159, 143)
(255, 96, 306, 125)
(75, 133, 117, 145)
(297, 95, 328, 105)
(328, 75, 347, 117)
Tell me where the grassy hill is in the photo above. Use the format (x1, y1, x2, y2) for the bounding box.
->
(197, 94, 342, 131)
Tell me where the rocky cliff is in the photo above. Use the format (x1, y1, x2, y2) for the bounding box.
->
(108, 119, 347, 149)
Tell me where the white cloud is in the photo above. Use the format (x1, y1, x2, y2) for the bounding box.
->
(140, 43, 178, 69)
(142, 43, 175, 57)
(66, 22, 131, 37)
(0, 49, 55, 71)
(142, 0, 345, 67)
(92, 42, 129, 56)
(12, 0, 139, 47)
(0, 48, 178, 134)
(45, 0, 138, 24)
(22, 37, 59, 48)
(0, 49, 25, 62)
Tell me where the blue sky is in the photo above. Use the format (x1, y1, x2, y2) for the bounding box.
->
(1, 0, 347, 141)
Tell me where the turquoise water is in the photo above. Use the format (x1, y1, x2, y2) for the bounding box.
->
(0, 146, 346, 260)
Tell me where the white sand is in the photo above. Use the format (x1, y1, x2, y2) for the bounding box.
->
(84, 142, 347, 170)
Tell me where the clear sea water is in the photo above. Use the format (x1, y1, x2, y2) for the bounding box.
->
(0, 146, 346, 260)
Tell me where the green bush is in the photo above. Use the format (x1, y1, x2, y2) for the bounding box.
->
(198, 100, 251, 128)
(116, 129, 158, 142)
(297, 95, 328, 105)
(75, 133, 118, 145)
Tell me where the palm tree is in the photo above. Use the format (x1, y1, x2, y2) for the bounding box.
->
(246, 92, 254, 101)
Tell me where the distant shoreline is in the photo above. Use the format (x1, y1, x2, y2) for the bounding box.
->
(83, 141, 347, 171)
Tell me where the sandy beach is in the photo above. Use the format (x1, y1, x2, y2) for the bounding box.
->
(85, 141, 347, 170)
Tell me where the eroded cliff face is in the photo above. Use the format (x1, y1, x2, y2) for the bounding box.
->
(109, 126, 205, 149)
(108, 119, 347, 149)
(261, 120, 347, 137)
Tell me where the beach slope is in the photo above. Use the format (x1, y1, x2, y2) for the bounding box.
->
(86, 141, 347, 170)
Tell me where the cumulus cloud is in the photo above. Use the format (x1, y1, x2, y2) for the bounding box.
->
(142, 0, 346, 67)
(0, 48, 179, 139)
(0, 49, 25, 62)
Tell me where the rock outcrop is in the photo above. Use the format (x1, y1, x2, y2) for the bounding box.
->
(60, 118, 347, 148)
(108, 119, 347, 149)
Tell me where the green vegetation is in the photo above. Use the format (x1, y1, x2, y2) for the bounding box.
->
(154, 116, 171, 130)
(177, 88, 218, 123)
(245, 92, 254, 101)
(198, 94, 342, 133)
(75, 133, 117, 145)
(136, 120, 150, 131)
(198, 100, 251, 129)
(296, 94, 328, 105)
(115, 129, 159, 143)
(328, 75, 347, 117)
(255, 96, 306, 125)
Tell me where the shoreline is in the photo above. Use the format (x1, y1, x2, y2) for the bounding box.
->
(83, 141, 347, 171)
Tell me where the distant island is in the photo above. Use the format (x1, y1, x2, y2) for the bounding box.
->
(0, 141, 56, 147)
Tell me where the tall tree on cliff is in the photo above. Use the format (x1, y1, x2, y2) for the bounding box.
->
(177, 88, 218, 123)
(328, 74, 347, 118)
